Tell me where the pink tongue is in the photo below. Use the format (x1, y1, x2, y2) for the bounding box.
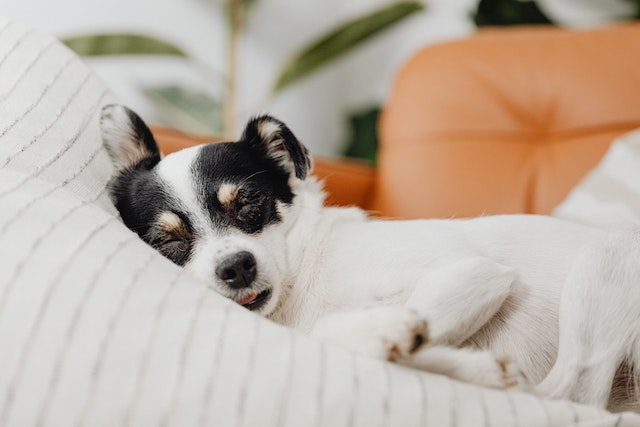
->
(238, 292, 258, 306)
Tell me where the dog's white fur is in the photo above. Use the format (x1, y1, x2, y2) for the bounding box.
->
(159, 145, 640, 410)
(103, 105, 640, 412)
(284, 185, 640, 410)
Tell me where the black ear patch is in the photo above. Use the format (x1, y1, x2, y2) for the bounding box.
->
(241, 115, 311, 180)
(100, 104, 161, 175)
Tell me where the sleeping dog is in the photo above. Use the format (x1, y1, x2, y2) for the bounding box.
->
(101, 104, 640, 412)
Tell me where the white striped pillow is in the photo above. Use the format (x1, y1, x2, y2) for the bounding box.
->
(0, 19, 117, 214)
(554, 129, 640, 227)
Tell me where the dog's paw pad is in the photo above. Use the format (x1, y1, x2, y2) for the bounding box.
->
(497, 356, 532, 391)
(365, 307, 429, 361)
(411, 331, 427, 352)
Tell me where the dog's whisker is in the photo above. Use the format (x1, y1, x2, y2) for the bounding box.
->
(239, 170, 269, 186)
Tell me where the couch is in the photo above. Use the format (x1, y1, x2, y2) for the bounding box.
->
(1, 16, 640, 427)
(157, 23, 640, 221)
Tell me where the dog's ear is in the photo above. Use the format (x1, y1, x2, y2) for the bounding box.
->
(241, 115, 312, 180)
(100, 104, 161, 175)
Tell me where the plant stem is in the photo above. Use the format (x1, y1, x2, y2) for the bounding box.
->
(224, 0, 243, 139)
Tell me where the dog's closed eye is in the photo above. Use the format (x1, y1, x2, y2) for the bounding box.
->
(150, 211, 193, 265)
(236, 192, 268, 222)
(159, 238, 189, 252)
(216, 185, 271, 233)
(217, 183, 263, 219)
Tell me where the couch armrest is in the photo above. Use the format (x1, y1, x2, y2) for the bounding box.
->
(151, 126, 376, 210)
(151, 126, 217, 153)
(313, 157, 376, 209)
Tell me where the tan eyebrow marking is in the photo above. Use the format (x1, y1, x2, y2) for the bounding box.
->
(155, 211, 190, 239)
(217, 182, 239, 208)
(156, 211, 182, 229)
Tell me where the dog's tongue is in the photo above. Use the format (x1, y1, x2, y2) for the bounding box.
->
(238, 292, 258, 306)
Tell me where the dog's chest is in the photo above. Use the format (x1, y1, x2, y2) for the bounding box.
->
(278, 214, 598, 335)
(277, 224, 470, 330)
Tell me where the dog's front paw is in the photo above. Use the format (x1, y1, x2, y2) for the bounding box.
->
(312, 306, 429, 361)
(497, 356, 531, 390)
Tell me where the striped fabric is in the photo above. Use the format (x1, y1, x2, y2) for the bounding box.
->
(554, 129, 640, 227)
(0, 17, 638, 427)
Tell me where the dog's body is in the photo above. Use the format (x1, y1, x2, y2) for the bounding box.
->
(101, 104, 640, 412)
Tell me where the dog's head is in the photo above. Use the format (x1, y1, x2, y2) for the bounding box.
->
(100, 104, 312, 315)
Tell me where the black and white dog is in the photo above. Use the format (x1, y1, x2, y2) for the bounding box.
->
(101, 104, 640, 412)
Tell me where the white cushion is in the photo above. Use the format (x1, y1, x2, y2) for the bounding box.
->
(0, 16, 635, 427)
(554, 129, 640, 227)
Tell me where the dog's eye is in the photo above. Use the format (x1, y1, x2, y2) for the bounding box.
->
(237, 202, 258, 220)
(227, 191, 272, 233)
(148, 211, 193, 265)
(157, 237, 191, 265)
(236, 193, 266, 221)
(161, 238, 189, 252)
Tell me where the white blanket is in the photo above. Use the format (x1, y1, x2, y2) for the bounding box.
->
(555, 128, 640, 228)
(0, 17, 637, 427)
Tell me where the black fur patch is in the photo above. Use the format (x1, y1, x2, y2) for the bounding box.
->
(109, 170, 194, 266)
(125, 107, 161, 162)
(192, 141, 295, 234)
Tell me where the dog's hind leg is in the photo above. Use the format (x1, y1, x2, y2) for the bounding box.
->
(537, 342, 621, 407)
(405, 256, 515, 346)
(538, 227, 640, 409)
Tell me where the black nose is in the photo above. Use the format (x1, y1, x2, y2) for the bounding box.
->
(215, 251, 257, 289)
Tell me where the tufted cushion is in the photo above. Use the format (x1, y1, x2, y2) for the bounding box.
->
(376, 24, 640, 219)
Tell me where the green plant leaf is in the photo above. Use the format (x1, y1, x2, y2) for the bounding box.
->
(62, 33, 188, 57)
(473, 0, 553, 26)
(344, 105, 380, 164)
(629, 0, 640, 18)
(143, 84, 223, 136)
(207, 0, 259, 11)
(274, 1, 425, 92)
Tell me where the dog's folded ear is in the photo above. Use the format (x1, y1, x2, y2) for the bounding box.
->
(241, 115, 312, 180)
(100, 104, 161, 175)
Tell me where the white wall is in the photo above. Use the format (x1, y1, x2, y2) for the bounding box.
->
(241, 0, 478, 155)
(1, 0, 631, 155)
(2, 0, 480, 155)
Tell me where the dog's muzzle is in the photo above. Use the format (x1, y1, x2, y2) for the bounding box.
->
(216, 251, 272, 311)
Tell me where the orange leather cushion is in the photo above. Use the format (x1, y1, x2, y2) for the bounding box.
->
(152, 127, 216, 152)
(376, 24, 640, 219)
(312, 158, 375, 208)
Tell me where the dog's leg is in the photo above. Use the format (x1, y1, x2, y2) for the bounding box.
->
(398, 345, 530, 390)
(405, 257, 515, 346)
(538, 228, 640, 409)
(310, 307, 528, 390)
(311, 306, 428, 361)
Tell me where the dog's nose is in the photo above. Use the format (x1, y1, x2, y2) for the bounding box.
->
(215, 251, 257, 289)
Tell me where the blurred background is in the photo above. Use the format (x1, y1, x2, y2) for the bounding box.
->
(2, 0, 639, 159)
